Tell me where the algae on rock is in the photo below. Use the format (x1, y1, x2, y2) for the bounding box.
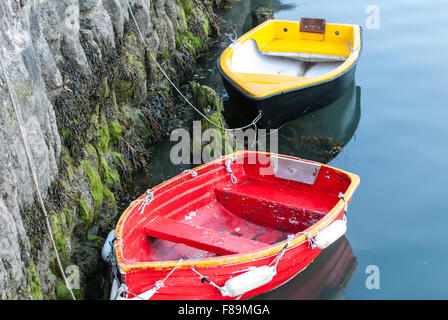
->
(0, 0, 220, 300)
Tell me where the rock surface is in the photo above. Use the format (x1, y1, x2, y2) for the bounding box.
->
(0, 0, 218, 299)
(251, 7, 274, 27)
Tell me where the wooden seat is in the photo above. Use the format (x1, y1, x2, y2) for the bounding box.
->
(144, 216, 270, 255)
(234, 72, 307, 84)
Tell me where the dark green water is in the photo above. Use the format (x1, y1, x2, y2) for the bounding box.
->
(116, 0, 448, 299)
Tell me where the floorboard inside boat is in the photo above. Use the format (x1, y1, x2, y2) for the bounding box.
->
(149, 199, 289, 262)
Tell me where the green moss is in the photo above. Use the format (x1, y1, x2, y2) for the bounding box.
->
(27, 262, 43, 300)
(98, 125, 110, 156)
(101, 186, 118, 216)
(83, 160, 103, 209)
(178, 5, 188, 32)
(78, 196, 91, 229)
(99, 155, 120, 188)
(56, 281, 84, 300)
(109, 121, 122, 146)
(56, 282, 71, 300)
(51, 213, 68, 264)
(181, 32, 203, 55)
(115, 79, 136, 104)
(125, 51, 145, 75)
(102, 77, 110, 99)
(196, 9, 210, 36)
(85, 143, 99, 167)
(179, 0, 193, 16)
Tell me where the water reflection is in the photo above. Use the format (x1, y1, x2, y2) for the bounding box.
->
(277, 82, 361, 163)
(257, 237, 357, 300)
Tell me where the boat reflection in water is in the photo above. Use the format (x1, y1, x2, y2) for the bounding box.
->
(275, 82, 361, 163)
(257, 236, 357, 300)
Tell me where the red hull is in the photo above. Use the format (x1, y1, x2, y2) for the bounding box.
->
(113, 151, 359, 300)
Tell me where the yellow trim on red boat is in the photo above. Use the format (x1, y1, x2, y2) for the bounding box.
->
(114, 151, 360, 273)
(219, 20, 361, 98)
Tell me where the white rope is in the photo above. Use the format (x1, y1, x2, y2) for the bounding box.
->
(191, 267, 228, 295)
(268, 234, 294, 270)
(0, 51, 76, 300)
(191, 234, 294, 298)
(138, 189, 153, 214)
(224, 156, 238, 184)
(118, 258, 183, 300)
(296, 231, 316, 249)
(125, 0, 262, 132)
(338, 192, 348, 214)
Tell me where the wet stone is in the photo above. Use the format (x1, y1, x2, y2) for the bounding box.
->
(251, 7, 274, 27)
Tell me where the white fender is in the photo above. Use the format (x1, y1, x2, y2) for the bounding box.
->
(224, 266, 276, 297)
(312, 219, 347, 250)
(101, 230, 115, 263)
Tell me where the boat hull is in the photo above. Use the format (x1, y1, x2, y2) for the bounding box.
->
(121, 216, 343, 300)
(219, 61, 357, 130)
(113, 151, 360, 300)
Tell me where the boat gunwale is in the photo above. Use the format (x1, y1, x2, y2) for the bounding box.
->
(114, 151, 360, 273)
(218, 19, 362, 99)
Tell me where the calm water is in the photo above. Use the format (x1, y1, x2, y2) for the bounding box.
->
(116, 0, 448, 299)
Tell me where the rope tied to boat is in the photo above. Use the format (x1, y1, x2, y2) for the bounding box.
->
(125, 0, 262, 133)
(228, 30, 239, 48)
(138, 189, 154, 214)
(116, 259, 183, 300)
(338, 192, 348, 214)
(183, 169, 198, 177)
(348, 40, 360, 54)
(191, 234, 294, 298)
(191, 267, 229, 296)
(224, 156, 238, 184)
(296, 231, 316, 249)
(268, 234, 295, 271)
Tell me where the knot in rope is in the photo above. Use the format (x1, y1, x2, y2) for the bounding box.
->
(138, 190, 154, 214)
(224, 156, 238, 184)
(183, 169, 198, 177)
(338, 192, 348, 214)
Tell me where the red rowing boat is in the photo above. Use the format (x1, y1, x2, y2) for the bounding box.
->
(105, 151, 359, 300)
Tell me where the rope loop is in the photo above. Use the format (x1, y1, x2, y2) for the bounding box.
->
(296, 231, 316, 249)
(138, 190, 154, 214)
(183, 169, 198, 177)
(338, 192, 348, 214)
(224, 156, 238, 184)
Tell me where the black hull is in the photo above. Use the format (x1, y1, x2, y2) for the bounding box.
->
(219, 62, 358, 130)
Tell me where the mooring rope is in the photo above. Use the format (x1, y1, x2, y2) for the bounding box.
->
(191, 234, 294, 298)
(116, 258, 183, 300)
(0, 51, 76, 300)
(125, 0, 262, 132)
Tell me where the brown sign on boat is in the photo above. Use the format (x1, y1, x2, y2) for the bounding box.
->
(300, 18, 326, 34)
